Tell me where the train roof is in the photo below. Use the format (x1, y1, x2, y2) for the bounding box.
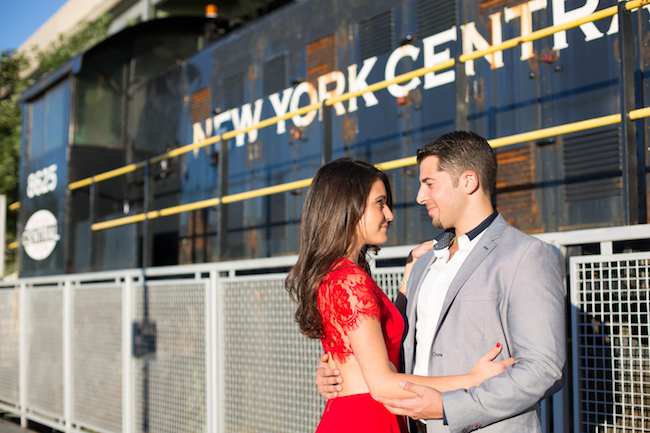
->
(21, 15, 232, 102)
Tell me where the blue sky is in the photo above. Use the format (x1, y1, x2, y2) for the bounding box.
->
(0, 0, 69, 52)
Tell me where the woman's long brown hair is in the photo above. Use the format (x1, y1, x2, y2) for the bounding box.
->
(285, 158, 393, 339)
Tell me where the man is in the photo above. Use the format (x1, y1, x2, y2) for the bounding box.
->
(317, 131, 566, 432)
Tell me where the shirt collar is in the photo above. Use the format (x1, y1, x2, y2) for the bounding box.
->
(432, 211, 498, 250)
(465, 210, 498, 241)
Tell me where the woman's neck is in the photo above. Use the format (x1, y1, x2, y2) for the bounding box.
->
(345, 244, 362, 265)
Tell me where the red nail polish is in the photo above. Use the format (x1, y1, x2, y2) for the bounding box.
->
(496, 342, 501, 348)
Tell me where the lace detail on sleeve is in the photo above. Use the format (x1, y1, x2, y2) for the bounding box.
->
(318, 262, 382, 362)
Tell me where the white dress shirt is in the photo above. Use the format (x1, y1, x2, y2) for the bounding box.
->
(412, 231, 485, 377)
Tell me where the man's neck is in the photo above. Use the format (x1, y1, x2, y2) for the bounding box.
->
(454, 206, 495, 237)
(448, 208, 496, 256)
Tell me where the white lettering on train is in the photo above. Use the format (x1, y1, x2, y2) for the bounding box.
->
(192, 0, 636, 145)
(26, 164, 57, 198)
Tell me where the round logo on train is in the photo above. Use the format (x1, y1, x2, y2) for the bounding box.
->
(22, 209, 60, 261)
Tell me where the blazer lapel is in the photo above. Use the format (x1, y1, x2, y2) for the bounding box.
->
(432, 216, 508, 338)
(404, 251, 438, 374)
(406, 252, 437, 318)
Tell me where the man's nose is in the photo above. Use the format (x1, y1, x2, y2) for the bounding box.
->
(416, 186, 427, 205)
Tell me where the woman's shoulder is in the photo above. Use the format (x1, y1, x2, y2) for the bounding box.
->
(324, 258, 373, 284)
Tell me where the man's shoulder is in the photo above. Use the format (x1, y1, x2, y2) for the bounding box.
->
(483, 217, 557, 261)
(490, 215, 544, 244)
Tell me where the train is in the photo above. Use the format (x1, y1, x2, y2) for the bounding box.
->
(16, 0, 650, 277)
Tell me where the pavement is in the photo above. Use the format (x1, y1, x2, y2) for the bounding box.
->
(0, 418, 36, 433)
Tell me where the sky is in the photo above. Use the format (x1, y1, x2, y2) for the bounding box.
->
(0, 0, 69, 52)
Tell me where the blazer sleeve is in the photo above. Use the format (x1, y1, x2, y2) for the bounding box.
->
(441, 239, 566, 432)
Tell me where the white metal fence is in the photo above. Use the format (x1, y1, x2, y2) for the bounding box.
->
(570, 253, 650, 432)
(1, 226, 650, 433)
(0, 253, 379, 433)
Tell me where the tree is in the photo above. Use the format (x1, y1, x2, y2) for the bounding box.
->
(0, 49, 29, 267)
(33, 13, 112, 76)
(0, 14, 111, 276)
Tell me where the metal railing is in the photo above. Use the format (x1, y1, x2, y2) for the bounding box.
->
(0, 247, 409, 433)
(87, 0, 650, 232)
(2, 225, 650, 432)
(8, 1, 649, 240)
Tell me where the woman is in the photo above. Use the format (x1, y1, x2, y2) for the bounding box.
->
(286, 159, 510, 432)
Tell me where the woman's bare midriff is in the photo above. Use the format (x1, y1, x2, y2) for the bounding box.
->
(333, 354, 372, 397)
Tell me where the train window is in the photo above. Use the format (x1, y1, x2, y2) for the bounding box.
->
(417, 0, 458, 38)
(28, 98, 45, 158)
(359, 11, 394, 59)
(74, 46, 124, 148)
(46, 81, 69, 152)
(27, 79, 70, 159)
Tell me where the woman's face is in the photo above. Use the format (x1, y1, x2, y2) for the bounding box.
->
(356, 179, 393, 247)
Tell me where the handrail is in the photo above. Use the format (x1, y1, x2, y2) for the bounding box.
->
(70, 60, 455, 191)
(489, 115, 621, 148)
(10, 0, 647, 238)
(459, 6, 617, 63)
(460, 0, 648, 63)
(89, 107, 650, 232)
(626, 0, 650, 11)
(68, 2, 637, 191)
(325, 59, 456, 105)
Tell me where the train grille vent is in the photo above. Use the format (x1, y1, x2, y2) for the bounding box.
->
(495, 145, 535, 211)
(224, 72, 246, 110)
(227, 201, 246, 258)
(264, 54, 287, 96)
(190, 88, 211, 124)
(417, 0, 458, 38)
(266, 193, 287, 240)
(563, 127, 622, 203)
(359, 10, 394, 59)
(307, 34, 337, 84)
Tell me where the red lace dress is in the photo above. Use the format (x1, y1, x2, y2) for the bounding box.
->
(315, 258, 406, 433)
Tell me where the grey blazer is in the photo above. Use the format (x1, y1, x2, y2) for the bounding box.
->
(403, 215, 566, 433)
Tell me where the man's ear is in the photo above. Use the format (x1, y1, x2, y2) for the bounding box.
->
(460, 171, 480, 195)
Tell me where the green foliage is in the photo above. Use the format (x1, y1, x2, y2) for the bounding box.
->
(0, 49, 29, 274)
(33, 13, 112, 76)
(0, 50, 29, 222)
(0, 14, 112, 275)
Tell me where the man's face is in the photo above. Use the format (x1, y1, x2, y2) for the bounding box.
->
(415, 156, 464, 230)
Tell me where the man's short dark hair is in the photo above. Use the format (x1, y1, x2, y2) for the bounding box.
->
(416, 131, 497, 196)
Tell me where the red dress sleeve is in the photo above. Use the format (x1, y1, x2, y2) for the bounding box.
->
(318, 260, 383, 363)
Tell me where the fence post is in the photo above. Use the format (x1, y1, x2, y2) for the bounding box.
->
(19, 281, 27, 428)
(123, 275, 133, 433)
(63, 279, 73, 432)
(207, 270, 218, 433)
(0, 194, 5, 279)
(618, 2, 639, 225)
